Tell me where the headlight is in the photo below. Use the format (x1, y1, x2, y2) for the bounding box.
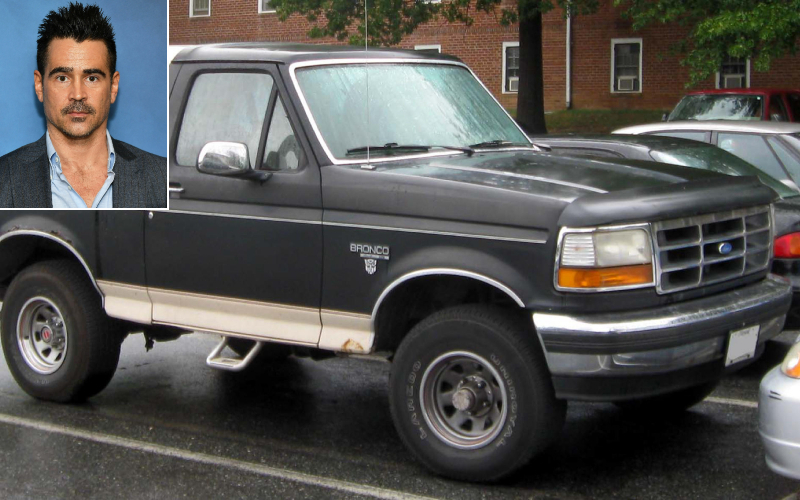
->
(781, 341, 800, 379)
(556, 227, 654, 291)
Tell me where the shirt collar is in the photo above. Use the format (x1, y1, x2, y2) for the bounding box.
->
(46, 129, 116, 174)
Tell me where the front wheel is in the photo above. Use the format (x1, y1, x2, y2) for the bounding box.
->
(0, 260, 122, 403)
(389, 305, 565, 482)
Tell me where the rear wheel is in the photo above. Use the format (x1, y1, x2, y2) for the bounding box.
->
(0, 260, 122, 402)
(389, 305, 565, 482)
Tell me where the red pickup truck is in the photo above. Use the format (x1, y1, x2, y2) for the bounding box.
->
(668, 89, 800, 123)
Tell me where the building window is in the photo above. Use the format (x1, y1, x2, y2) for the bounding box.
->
(502, 42, 519, 94)
(717, 56, 749, 89)
(414, 44, 441, 53)
(611, 39, 642, 93)
(190, 0, 210, 17)
(259, 0, 275, 13)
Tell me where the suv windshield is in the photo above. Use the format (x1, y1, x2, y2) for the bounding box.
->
(649, 143, 797, 198)
(668, 94, 763, 121)
(295, 63, 529, 160)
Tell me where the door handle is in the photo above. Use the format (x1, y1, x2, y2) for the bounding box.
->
(169, 185, 185, 194)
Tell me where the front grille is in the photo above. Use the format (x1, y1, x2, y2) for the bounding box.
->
(652, 206, 772, 294)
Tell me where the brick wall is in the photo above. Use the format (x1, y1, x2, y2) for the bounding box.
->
(169, 0, 800, 112)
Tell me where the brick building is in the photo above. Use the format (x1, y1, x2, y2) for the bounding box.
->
(169, 0, 800, 112)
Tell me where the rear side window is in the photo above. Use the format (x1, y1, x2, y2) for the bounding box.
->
(717, 133, 788, 181)
(787, 93, 800, 121)
(768, 97, 789, 122)
(651, 131, 707, 142)
(176, 72, 274, 167)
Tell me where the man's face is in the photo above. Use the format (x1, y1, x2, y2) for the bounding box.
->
(34, 38, 119, 140)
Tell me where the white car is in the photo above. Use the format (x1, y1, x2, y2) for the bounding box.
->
(759, 337, 800, 480)
(613, 121, 800, 193)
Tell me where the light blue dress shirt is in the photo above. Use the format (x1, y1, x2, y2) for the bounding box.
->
(46, 130, 116, 208)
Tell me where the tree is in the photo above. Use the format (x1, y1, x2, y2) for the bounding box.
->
(615, 0, 800, 87)
(271, 0, 598, 134)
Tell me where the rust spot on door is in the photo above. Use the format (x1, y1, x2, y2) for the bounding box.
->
(342, 339, 364, 353)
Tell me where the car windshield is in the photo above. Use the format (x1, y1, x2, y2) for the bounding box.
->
(295, 63, 530, 160)
(668, 94, 763, 121)
(649, 143, 798, 198)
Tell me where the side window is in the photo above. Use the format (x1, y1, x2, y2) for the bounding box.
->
(787, 94, 800, 120)
(767, 137, 800, 181)
(717, 133, 788, 181)
(262, 98, 305, 171)
(176, 72, 274, 167)
(768, 97, 789, 122)
(651, 131, 706, 142)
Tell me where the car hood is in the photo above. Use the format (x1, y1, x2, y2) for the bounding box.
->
(371, 151, 722, 203)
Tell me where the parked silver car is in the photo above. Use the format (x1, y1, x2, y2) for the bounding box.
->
(614, 121, 800, 193)
(759, 337, 800, 480)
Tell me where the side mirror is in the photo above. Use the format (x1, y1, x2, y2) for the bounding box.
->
(197, 142, 271, 181)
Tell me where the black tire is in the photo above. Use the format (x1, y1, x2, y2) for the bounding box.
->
(0, 260, 122, 403)
(614, 380, 719, 415)
(389, 305, 566, 482)
(227, 337, 292, 362)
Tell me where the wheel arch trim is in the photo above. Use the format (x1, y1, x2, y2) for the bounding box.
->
(370, 268, 525, 331)
(0, 230, 103, 302)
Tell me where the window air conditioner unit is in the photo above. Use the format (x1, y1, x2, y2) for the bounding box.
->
(617, 76, 637, 91)
(508, 77, 519, 92)
(723, 74, 745, 89)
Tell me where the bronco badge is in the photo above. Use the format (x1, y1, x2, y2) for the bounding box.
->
(351, 243, 390, 275)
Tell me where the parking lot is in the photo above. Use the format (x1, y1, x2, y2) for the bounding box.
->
(1, 329, 798, 500)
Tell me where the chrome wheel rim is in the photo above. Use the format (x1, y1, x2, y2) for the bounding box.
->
(419, 351, 508, 449)
(16, 297, 69, 374)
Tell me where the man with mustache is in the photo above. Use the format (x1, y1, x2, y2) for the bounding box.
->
(0, 2, 166, 208)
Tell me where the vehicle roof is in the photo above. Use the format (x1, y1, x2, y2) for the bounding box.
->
(169, 42, 463, 65)
(685, 88, 800, 96)
(614, 120, 800, 135)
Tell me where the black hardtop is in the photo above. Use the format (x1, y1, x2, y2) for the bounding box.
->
(171, 42, 464, 65)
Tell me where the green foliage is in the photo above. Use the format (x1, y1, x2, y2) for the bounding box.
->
(615, 0, 800, 86)
(269, 0, 598, 46)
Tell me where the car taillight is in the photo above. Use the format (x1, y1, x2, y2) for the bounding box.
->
(774, 233, 800, 258)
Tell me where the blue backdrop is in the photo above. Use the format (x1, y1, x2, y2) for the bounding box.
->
(0, 0, 167, 157)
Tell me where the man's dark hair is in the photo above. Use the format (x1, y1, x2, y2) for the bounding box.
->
(37, 2, 116, 75)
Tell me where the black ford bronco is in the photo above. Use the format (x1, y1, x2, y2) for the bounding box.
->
(0, 44, 792, 481)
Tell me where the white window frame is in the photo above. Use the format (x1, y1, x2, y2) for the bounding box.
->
(258, 0, 276, 14)
(414, 44, 441, 53)
(190, 0, 211, 17)
(502, 41, 520, 94)
(610, 38, 643, 94)
(715, 59, 751, 89)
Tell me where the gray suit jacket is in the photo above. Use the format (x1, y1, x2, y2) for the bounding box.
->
(0, 135, 167, 208)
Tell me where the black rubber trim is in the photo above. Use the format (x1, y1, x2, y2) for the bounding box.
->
(540, 288, 790, 355)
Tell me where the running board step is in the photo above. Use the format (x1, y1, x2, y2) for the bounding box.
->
(206, 337, 263, 371)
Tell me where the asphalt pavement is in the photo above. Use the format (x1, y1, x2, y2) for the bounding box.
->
(0, 330, 799, 499)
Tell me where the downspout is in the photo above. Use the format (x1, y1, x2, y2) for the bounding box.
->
(566, 9, 572, 110)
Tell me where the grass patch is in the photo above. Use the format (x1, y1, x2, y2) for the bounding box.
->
(506, 109, 669, 135)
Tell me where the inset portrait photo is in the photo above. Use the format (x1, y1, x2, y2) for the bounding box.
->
(0, 1, 167, 209)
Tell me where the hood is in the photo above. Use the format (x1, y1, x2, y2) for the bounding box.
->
(371, 151, 733, 202)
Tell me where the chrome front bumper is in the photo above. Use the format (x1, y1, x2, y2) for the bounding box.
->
(532, 275, 791, 401)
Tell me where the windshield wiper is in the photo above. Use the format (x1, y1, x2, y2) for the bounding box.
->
(346, 143, 474, 156)
(469, 139, 543, 151)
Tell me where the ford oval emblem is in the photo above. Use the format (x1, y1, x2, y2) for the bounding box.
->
(718, 242, 733, 255)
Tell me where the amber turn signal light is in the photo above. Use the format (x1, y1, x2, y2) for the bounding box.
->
(774, 233, 800, 258)
(558, 264, 653, 289)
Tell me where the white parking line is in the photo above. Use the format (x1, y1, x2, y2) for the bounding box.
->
(705, 396, 759, 409)
(0, 412, 434, 500)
